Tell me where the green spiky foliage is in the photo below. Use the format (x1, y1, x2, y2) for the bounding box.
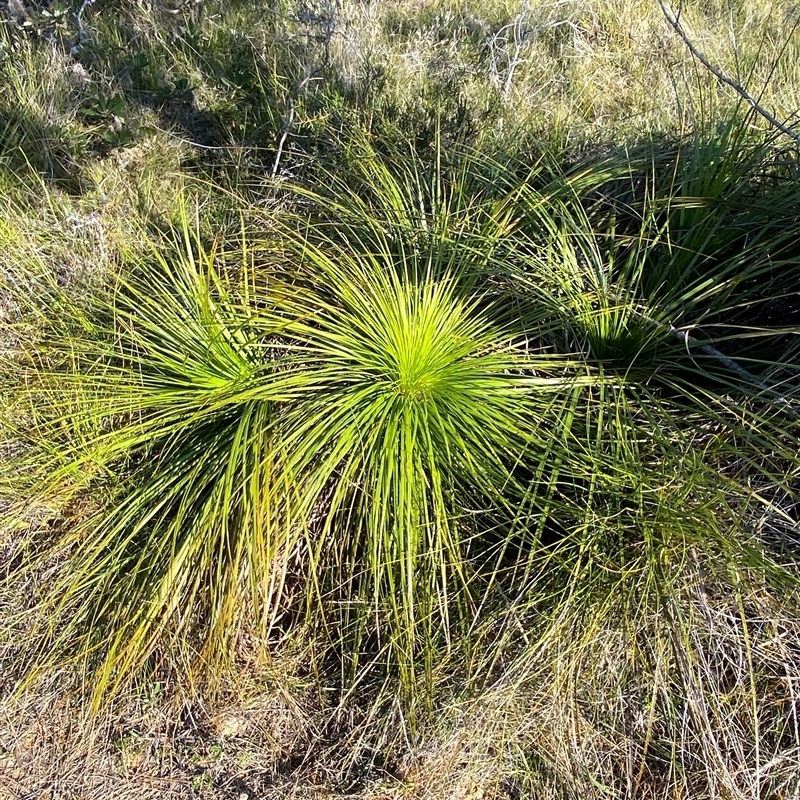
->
(3, 121, 799, 733)
(3, 188, 564, 701)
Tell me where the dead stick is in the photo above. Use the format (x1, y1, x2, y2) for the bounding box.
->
(658, 0, 800, 145)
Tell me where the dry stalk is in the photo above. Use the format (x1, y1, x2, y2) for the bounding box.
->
(658, 0, 800, 145)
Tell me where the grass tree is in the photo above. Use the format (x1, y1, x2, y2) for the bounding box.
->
(1, 120, 799, 796)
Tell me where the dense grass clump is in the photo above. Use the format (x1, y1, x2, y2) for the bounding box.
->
(2, 1, 800, 796)
(4, 123, 799, 711)
(3, 165, 574, 702)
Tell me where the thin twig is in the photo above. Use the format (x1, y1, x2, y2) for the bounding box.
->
(272, 3, 337, 178)
(635, 307, 798, 416)
(658, 0, 800, 144)
(668, 324, 799, 418)
(271, 70, 322, 178)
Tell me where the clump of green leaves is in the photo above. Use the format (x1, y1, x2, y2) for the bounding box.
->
(4, 121, 800, 733)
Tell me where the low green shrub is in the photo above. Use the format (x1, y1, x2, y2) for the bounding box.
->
(3, 122, 799, 745)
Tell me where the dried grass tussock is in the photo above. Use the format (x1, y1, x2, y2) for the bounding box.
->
(327, 0, 800, 140)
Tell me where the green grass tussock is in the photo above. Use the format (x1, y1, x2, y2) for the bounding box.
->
(1, 1, 800, 797)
